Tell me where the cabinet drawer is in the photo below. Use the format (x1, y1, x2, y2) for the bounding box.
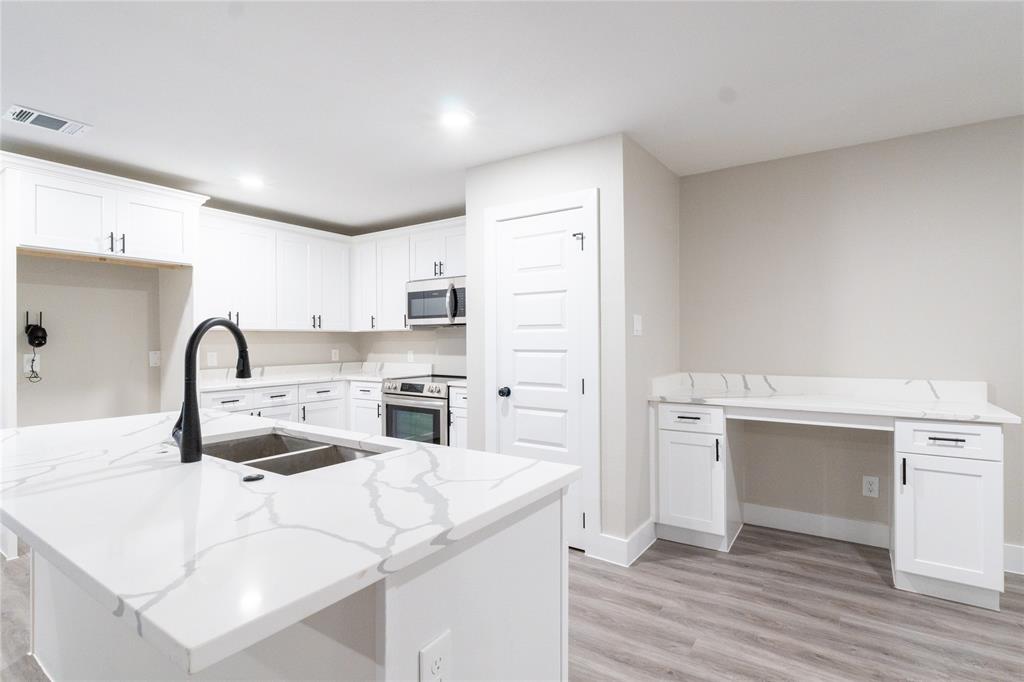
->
(299, 381, 346, 403)
(449, 388, 468, 408)
(200, 389, 254, 411)
(895, 420, 1003, 461)
(349, 381, 382, 401)
(658, 403, 724, 434)
(253, 385, 298, 408)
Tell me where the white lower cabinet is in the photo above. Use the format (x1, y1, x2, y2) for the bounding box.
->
(657, 430, 726, 536)
(255, 403, 299, 422)
(449, 408, 468, 448)
(350, 399, 382, 435)
(300, 398, 346, 429)
(894, 451, 1003, 591)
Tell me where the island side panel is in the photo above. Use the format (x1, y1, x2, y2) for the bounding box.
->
(383, 491, 566, 681)
(32, 550, 384, 680)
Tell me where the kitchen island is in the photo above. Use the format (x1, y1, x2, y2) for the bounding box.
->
(0, 411, 578, 680)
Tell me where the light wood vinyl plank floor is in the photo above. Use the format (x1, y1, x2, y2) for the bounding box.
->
(569, 525, 1024, 681)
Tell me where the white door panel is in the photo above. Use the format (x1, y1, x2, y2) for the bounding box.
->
(377, 234, 409, 330)
(17, 171, 116, 254)
(301, 399, 346, 429)
(276, 233, 316, 330)
(117, 192, 191, 264)
(350, 241, 377, 331)
(657, 431, 725, 535)
(320, 240, 350, 330)
(495, 199, 596, 551)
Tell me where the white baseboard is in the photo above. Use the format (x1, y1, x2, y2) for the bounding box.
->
(742, 503, 890, 549)
(587, 518, 656, 567)
(1006, 543, 1024, 575)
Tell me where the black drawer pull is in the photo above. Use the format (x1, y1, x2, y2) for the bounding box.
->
(676, 415, 701, 420)
(316, 389, 331, 394)
(269, 394, 287, 399)
(902, 457, 907, 486)
(220, 399, 240, 404)
(359, 389, 370, 393)
(927, 436, 966, 443)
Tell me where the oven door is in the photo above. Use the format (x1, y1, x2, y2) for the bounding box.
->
(383, 395, 448, 445)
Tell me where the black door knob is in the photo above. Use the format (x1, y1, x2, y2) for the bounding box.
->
(498, 386, 511, 397)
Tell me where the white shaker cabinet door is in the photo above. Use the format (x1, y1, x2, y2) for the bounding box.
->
(895, 452, 1003, 591)
(319, 239, 350, 331)
(16, 171, 117, 255)
(440, 227, 466, 277)
(377, 234, 410, 330)
(300, 399, 346, 429)
(409, 230, 445, 280)
(257, 404, 300, 422)
(116, 191, 193, 264)
(276, 232, 318, 330)
(232, 223, 277, 330)
(657, 430, 726, 536)
(350, 399, 382, 436)
(194, 221, 239, 323)
(350, 240, 378, 331)
(449, 408, 468, 449)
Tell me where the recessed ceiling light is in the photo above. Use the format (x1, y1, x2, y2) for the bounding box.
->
(440, 107, 475, 131)
(238, 174, 264, 190)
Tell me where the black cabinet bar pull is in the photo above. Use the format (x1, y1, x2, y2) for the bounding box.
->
(715, 438, 720, 462)
(434, 261, 438, 277)
(902, 457, 907, 486)
(220, 399, 240, 404)
(270, 394, 287, 399)
(235, 312, 240, 326)
(927, 436, 966, 443)
(676, 415, 701, 420)
(377, 403, 381, 418)
(316, 389, 330, 394)
(120, 234, 126, 253)
(302, 405, 306, 421)
(312, 315, 316, 328)
(371, 315, 376, 329)
(439, 261, 444, 275)
(317, 314, 322, 328)
(109, 232, 115, 252)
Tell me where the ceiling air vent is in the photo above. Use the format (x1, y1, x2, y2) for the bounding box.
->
(4, 106, 91, 136)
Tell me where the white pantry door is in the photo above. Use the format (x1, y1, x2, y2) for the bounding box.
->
(493, 190, 598, 552)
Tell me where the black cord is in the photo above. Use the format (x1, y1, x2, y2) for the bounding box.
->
(26, 347, 41, 383)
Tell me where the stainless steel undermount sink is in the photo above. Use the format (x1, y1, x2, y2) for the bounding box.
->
(203, 432, 391, 475)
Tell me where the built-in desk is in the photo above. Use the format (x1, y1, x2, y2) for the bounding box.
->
(649, 372, 1020, 611)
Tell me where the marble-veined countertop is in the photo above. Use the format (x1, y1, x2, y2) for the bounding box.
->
(0, 412, 577, 673)
(649, 372, 1020, 424)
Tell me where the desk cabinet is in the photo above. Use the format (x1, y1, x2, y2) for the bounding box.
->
(658, 431, 725, 535)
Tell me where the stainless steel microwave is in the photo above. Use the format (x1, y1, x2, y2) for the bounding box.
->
(406, 276, 466, 327)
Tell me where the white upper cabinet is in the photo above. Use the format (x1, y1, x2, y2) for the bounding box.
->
(377, 234, 410, 330)
(2, 155, 206, 265)
(276, 232, 320, 330)
(195, 211, 277, 329)
(408, 218, 466, 280)
(318, 239, 350, 331)
(16, 171, 117, 254)
(116, 191, 192, 264)
(350, 240, 378, 331)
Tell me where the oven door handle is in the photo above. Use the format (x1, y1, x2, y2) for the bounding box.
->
(383, 395, 447, 410)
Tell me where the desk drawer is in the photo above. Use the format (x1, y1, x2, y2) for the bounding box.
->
(253, 385, 298, 408)
(895, 420, 1003, 462)
(349, 381, 381, 401)
(658, 403, 724, 434)
(299, 381, 346, 403)
(200, 389, 254, 411)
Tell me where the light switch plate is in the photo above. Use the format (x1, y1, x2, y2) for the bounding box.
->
(418, 629, 451, 682)
(633, 314, 643, 336)
(206, 351, 218, 367)
(149, 351, 161, 368)
(331, 349, 340, 361)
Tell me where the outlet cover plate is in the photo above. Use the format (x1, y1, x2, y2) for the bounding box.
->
(418, 629, 451, 682)
(862, 475, 879, 498)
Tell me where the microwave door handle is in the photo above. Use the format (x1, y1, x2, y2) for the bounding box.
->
(445, 281, 455, 323)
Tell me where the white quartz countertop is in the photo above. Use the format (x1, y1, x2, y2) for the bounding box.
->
(0, 412, 578, 673)
(650, 372, 1020, 424)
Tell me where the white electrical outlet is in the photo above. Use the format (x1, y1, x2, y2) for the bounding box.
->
(149, 351, 161, 368)
(23, 353, 39, 374)
(418, 629, 451, 682)
(862, 475, 879, 498)
(206, 351, 218, 367)
(633, 314, 643, 336)
(331, 349, 340, 361)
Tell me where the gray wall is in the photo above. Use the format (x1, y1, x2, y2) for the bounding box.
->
(678, 116, 1023, 544)
(16, 255, 162, 426)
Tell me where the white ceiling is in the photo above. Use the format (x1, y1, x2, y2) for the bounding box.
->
(2, 2, 1021, 232)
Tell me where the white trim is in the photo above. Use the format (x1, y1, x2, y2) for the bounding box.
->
(588, 519, 657, 567)
(656, 522, 743, 553)
(0, 526, 18, 559)
(0, 151, 208, 203)
(742, 503, 890, 549)
(893, 565, 1001, 611)
(1005, 543, 1024, 574)
(483, 189, 601, 555)
(726, 406, 894, 431)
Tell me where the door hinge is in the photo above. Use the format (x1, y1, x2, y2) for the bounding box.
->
(572, 232, 585, 251)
